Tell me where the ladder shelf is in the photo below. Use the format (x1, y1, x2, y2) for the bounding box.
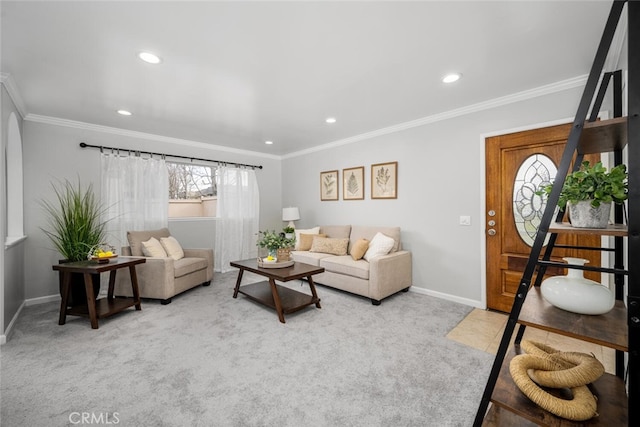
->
(486, 347, 628, 427)
(474, 1, 637, 424)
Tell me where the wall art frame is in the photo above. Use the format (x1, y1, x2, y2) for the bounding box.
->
(320, 170, 339, 201)
(371, 161, 398, 199)
(342, 166, 365, 200)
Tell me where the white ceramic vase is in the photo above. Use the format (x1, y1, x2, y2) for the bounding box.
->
(540, 257, 614, 315)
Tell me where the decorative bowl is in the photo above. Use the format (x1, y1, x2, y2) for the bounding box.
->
(90, 254, 118, 264)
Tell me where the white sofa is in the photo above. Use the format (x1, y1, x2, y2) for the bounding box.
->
(291, 225, 412, 305)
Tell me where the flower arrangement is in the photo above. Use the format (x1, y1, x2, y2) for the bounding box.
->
(256, 230, 295, 251)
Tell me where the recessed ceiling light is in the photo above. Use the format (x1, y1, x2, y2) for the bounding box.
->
(442, 73, 462, 83)
(265, 140, 273, 145)
(325, 117, 337, 124)
(117, 109, 132, 116)
(138, 51, 162, 64)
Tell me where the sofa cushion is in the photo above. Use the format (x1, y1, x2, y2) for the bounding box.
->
(350, 226, 401, 252)
(127, 228, 171, 256)
(350, 238, 369, 261)
(364, 232, 396, 261)
(141, 237, 168, 258)
(298, 233, 326, 251)
(310, 237, 349, 256)
(319, 225, 351, 239)
(320, 256, 370, 280)
(174, 257, 208, 278)
(290, 250, 334, 267)
(294, 227, 320, 250)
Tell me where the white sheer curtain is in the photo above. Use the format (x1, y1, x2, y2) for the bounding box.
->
(215, 167, 259, 272)
(101, 154, 169, 249)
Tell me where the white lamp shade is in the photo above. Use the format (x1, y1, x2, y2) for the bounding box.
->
(282, 207, 300, 222)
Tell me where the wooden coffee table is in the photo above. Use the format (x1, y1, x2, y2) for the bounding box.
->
(230, 259, 324, 323)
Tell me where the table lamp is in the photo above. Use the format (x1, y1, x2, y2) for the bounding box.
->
(282, 207, 300, 229)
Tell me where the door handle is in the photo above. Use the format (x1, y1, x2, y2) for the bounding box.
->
(487, 229, 496, 236)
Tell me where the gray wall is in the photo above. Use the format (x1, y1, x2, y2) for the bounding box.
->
(22, 120, 281, 300)
(282, 84, 591, 306)
(1, 85, 25, 332)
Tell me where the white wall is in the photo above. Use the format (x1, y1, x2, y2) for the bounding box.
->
(22, 120, 282, 300)
(282, 84, 591, 306)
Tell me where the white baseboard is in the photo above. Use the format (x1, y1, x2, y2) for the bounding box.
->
(25, 294, 60, 306)
(409, 286, 484, 309)
(1, 300, 26, 345)
(1, 295, 60, 345)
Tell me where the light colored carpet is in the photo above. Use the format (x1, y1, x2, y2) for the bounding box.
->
(1, 271, 492, 426)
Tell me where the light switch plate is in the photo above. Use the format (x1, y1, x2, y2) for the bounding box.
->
(459, 215, 471, 226)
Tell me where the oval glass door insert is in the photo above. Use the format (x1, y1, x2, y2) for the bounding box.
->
(513, 154, 557, 247)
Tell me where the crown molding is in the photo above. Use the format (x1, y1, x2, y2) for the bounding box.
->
(283, 74, 589, 159)
(0, 73, 28, 119)
(24, 114, 281, 161)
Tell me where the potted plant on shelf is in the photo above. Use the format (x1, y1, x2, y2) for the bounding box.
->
(539, 160, 628, 228)
(256, 229, 296, 262)
(40, 179, 109, 306)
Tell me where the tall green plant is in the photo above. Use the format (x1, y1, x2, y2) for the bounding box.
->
(40, 179, 107, 262)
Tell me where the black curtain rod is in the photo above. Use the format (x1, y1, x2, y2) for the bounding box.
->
(79, 142, 263, 169)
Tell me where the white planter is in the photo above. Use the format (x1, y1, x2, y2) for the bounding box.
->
(567, 200, 611, 228)
(541, 257, 614, 315)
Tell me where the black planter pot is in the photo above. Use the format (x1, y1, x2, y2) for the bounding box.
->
(58, 260, 101, 307)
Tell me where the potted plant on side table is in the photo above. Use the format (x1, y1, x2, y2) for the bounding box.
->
(40, 179, 109, 306)
(539, 160, 628, 228)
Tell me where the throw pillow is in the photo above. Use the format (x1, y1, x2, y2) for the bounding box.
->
(141, 237, 168, 258)
(310, 237, 349, 256)
(160, 236, 185, 261)
(294, 227, 320, 250)
(363, 232, 395, 261)
(350, 238, 370, 261)
(298, 233, 326, 251)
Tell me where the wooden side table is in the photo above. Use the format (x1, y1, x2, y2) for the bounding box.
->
(53, 257, 146, 329)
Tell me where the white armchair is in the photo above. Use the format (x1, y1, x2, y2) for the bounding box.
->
(114, 228, 213, 304)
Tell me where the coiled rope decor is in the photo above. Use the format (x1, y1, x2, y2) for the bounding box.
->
(509, 340, 605, 421)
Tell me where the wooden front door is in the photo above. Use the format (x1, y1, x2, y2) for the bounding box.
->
(486, 123, 601, 313)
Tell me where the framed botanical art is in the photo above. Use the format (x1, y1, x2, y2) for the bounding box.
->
(371, 161, 398, 199)
(343, 166, 364, 200)
(320, 170, 339, 201)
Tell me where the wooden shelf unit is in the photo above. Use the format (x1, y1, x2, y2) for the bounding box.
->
(474, 1, 638, 424)
(548, 222, 628, 236)
(578, 116, 628, 154)
(489, 349, 628, 427)
(518, 287, 628, 351)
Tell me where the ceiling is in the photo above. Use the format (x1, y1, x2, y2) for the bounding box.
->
(0, 1, 617, 156)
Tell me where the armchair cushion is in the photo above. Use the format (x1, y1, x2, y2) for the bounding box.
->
(127, 228, 171, 256)
(160, 236, 184, 260)
(141, 237, 168, 258)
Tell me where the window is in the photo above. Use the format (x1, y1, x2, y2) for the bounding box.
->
(167, 162, 218, 218)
